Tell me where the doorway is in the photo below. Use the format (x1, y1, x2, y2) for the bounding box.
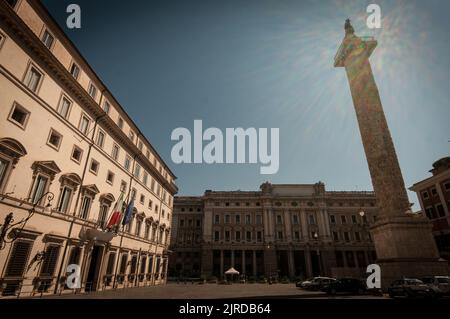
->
(86, 245, 104, 292)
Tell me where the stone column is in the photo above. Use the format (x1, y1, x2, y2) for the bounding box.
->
(288, 249, 295, 279)
(305, 247, 313, 278)
(335, 19, 448, 287)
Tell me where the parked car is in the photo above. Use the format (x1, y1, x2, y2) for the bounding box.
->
(297, 277, 336, 290)
(388, 278, 436, 298)
(324, 278, 367, 295)
(421, 276, 450, 297)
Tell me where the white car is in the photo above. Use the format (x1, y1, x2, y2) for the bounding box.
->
(297, 277, 336, 290)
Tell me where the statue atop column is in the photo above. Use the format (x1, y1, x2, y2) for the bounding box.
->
(344, 18, 354, 35)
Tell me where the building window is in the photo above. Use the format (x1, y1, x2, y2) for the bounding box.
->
(117, 117, 124, 129)
(235, 231, 241, 242)
(333, 231, 339, 241)
(308, 214, 315, 225)
(292, 214, 299, 224)
(354, 232, 361, 241)
(148, 200, 153, 210)
(120, 181, 127, 193)
(344, 232, 350, 242)
(431, 188, 438, 196)
(225, 215, 230, 223)
(444, 182, 450, 191)
(235, 215, 240, 224)
(437, 204, 445, 217)
(0, 157, 10, 192)
(256, 215, 262, 224)
(4, 240, 33, 279)
(129, 131, 135, 142)
(245, 214, 251, 224)
(257, 231, 262, 242)
(88, 83, 97, 99)
(138, 140, 143, 151)
(80, 196, 92, 219)
(57, 186, 73, 213)
(8, 103, 30, 129)
(134, 164, 141, 178)
(103, 101, 110, 114)
(57, 95, 72, 119)
(46, 129, 62, 150)
(135, 219, 142, 237)
(294, 231, 300, 240)
(246, 231, 252, 242)
(143, 171, 148, 185)
(214, 215, 220, 224)
(329, 215, 336, 224)
(130, 188, 137, 201)
(341, 215, 347, 224)
(124, 155, 131, 171)
(277, 231, 283, 240)
(98, 204, 109, 228)
(41, 29, 54, 49)
(89, 159, 99, 175)
(422, 191, 429, 200)
(95, 130, 105, 148)
(225, 231, 230, 242)
(111, 144, 120, 161)
(70, 145, 83, 164)
(79, 114, 90, 135)
(30, 175, 49, 204)
(70, 63, 80, 79)
(24, 65, 42, 92)
(40, 244, 61, 278)
(106, 171, 114, 185)
(351, 215, 357, 224)
(140, 194, 145, 204)
(276, 215, 282, 224)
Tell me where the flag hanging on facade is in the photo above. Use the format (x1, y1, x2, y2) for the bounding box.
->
(122, 198, 134, 226)
(106, 192, 125, 230)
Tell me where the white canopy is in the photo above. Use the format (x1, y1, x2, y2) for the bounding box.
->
(224, 267, 240, 275)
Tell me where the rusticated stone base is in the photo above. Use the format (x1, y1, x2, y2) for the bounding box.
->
(371, 214, 450, 289)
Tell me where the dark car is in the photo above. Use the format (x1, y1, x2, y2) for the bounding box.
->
(324, 278, 367, 295)
(421, 276, 450, 297)
(388, 278, 435, 298)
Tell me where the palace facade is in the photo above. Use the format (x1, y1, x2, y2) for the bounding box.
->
(170, 182, 378, 281)
(0, 0, 177, 297)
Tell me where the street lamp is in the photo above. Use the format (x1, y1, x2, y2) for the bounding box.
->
(313, 232, 322, 276)
(0, 191, 54, 250)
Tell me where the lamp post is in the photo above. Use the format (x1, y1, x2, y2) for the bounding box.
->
(266, 244, 272, 284)
(0, 191, 54, 250)
(313, 232, 322, 276)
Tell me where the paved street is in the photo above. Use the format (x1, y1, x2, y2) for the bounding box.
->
(38, 283, 387, 299)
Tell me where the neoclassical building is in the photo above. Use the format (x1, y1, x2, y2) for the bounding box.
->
(0, 0, 177, 297)
(170, 183, 378, 280)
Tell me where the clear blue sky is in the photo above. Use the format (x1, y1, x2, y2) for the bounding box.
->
(43, 0, 450, 209)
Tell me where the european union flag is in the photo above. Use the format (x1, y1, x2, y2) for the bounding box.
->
(122, 198, 134, 225)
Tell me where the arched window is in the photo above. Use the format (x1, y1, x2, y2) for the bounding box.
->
(0, 138, 27, 194)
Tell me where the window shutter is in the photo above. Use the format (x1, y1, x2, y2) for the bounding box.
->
(5, 240, 33, 277)
(40, 245, 61, 276)
(106, 253, 116, 274)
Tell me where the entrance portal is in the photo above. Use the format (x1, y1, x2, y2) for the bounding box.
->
(86, 245, 104, 292)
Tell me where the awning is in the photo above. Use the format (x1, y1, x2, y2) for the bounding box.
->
(224, 267, 240, 275)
